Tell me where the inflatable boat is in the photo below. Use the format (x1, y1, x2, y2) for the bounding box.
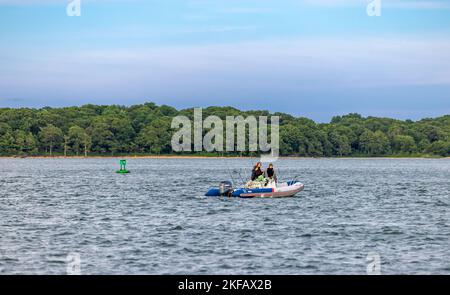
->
(205, 180, 304, 198)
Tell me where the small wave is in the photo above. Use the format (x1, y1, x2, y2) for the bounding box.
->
(381, 226, 404, 235)
(435, 200, 449, 207)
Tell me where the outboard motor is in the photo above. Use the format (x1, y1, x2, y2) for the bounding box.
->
(219, 181, 233, 196)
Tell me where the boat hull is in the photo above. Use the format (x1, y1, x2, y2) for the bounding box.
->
(238, 183, 304, 198)
(205, 182, 304, 198)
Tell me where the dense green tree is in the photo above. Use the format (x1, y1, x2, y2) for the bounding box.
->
(360, 130, 391, 155)
(68, 126, 91, 156)
(328, 130, 351, 156)
(392, 135, 416, 154)
(0, 122, 15, 155)
(14, 130, 37, 154)
(39, 124, 63, 155)
(137, 125, 161, 154)
(88, 122, 116, 155)
(137, 118, 172, 154)
(426, 140, 450, 156)
(0, 103, 449, 157)
(417, 139, 430, 153)
(280, 124, 303, 155)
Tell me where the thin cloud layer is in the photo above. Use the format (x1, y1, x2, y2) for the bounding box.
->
(0, 0, 449, 120)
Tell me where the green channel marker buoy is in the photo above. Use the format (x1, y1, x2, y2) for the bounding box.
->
(116, 159, 130, 174)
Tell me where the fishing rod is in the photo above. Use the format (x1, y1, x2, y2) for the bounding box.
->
(235, 168, 246, 186)
(277, 168, 283, 183)
(226, 165, 236, 185)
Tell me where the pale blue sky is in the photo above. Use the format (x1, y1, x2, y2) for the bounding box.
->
(1, 0, 450, 121)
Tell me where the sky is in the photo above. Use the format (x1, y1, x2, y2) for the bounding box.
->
(0, 0, 450, 122)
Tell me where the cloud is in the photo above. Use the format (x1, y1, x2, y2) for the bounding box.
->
(218, 7, 274, 14)
(2, 37, 450, 95)
(0, 0, 141, 5)
(385, 1, 450, 9)
(59, 37, 450, 87)
(2, 0, 449, 13)
(178, 25, 259, 34)
(299, 0, 450, 9)
(0, 0, 66, 5)
(1, 36, 449, 120)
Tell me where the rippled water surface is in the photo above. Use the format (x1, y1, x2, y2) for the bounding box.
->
(1, 158, 449, 274)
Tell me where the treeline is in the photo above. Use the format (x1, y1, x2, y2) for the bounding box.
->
(0, 102, 449, 157)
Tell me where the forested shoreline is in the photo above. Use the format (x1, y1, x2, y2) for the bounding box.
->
(0, 102, 449, 157)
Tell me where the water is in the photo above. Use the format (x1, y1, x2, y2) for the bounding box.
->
(0, 158, 449, 274)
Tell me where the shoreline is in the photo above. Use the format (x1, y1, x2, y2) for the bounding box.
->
(0, 155, 447, 159)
